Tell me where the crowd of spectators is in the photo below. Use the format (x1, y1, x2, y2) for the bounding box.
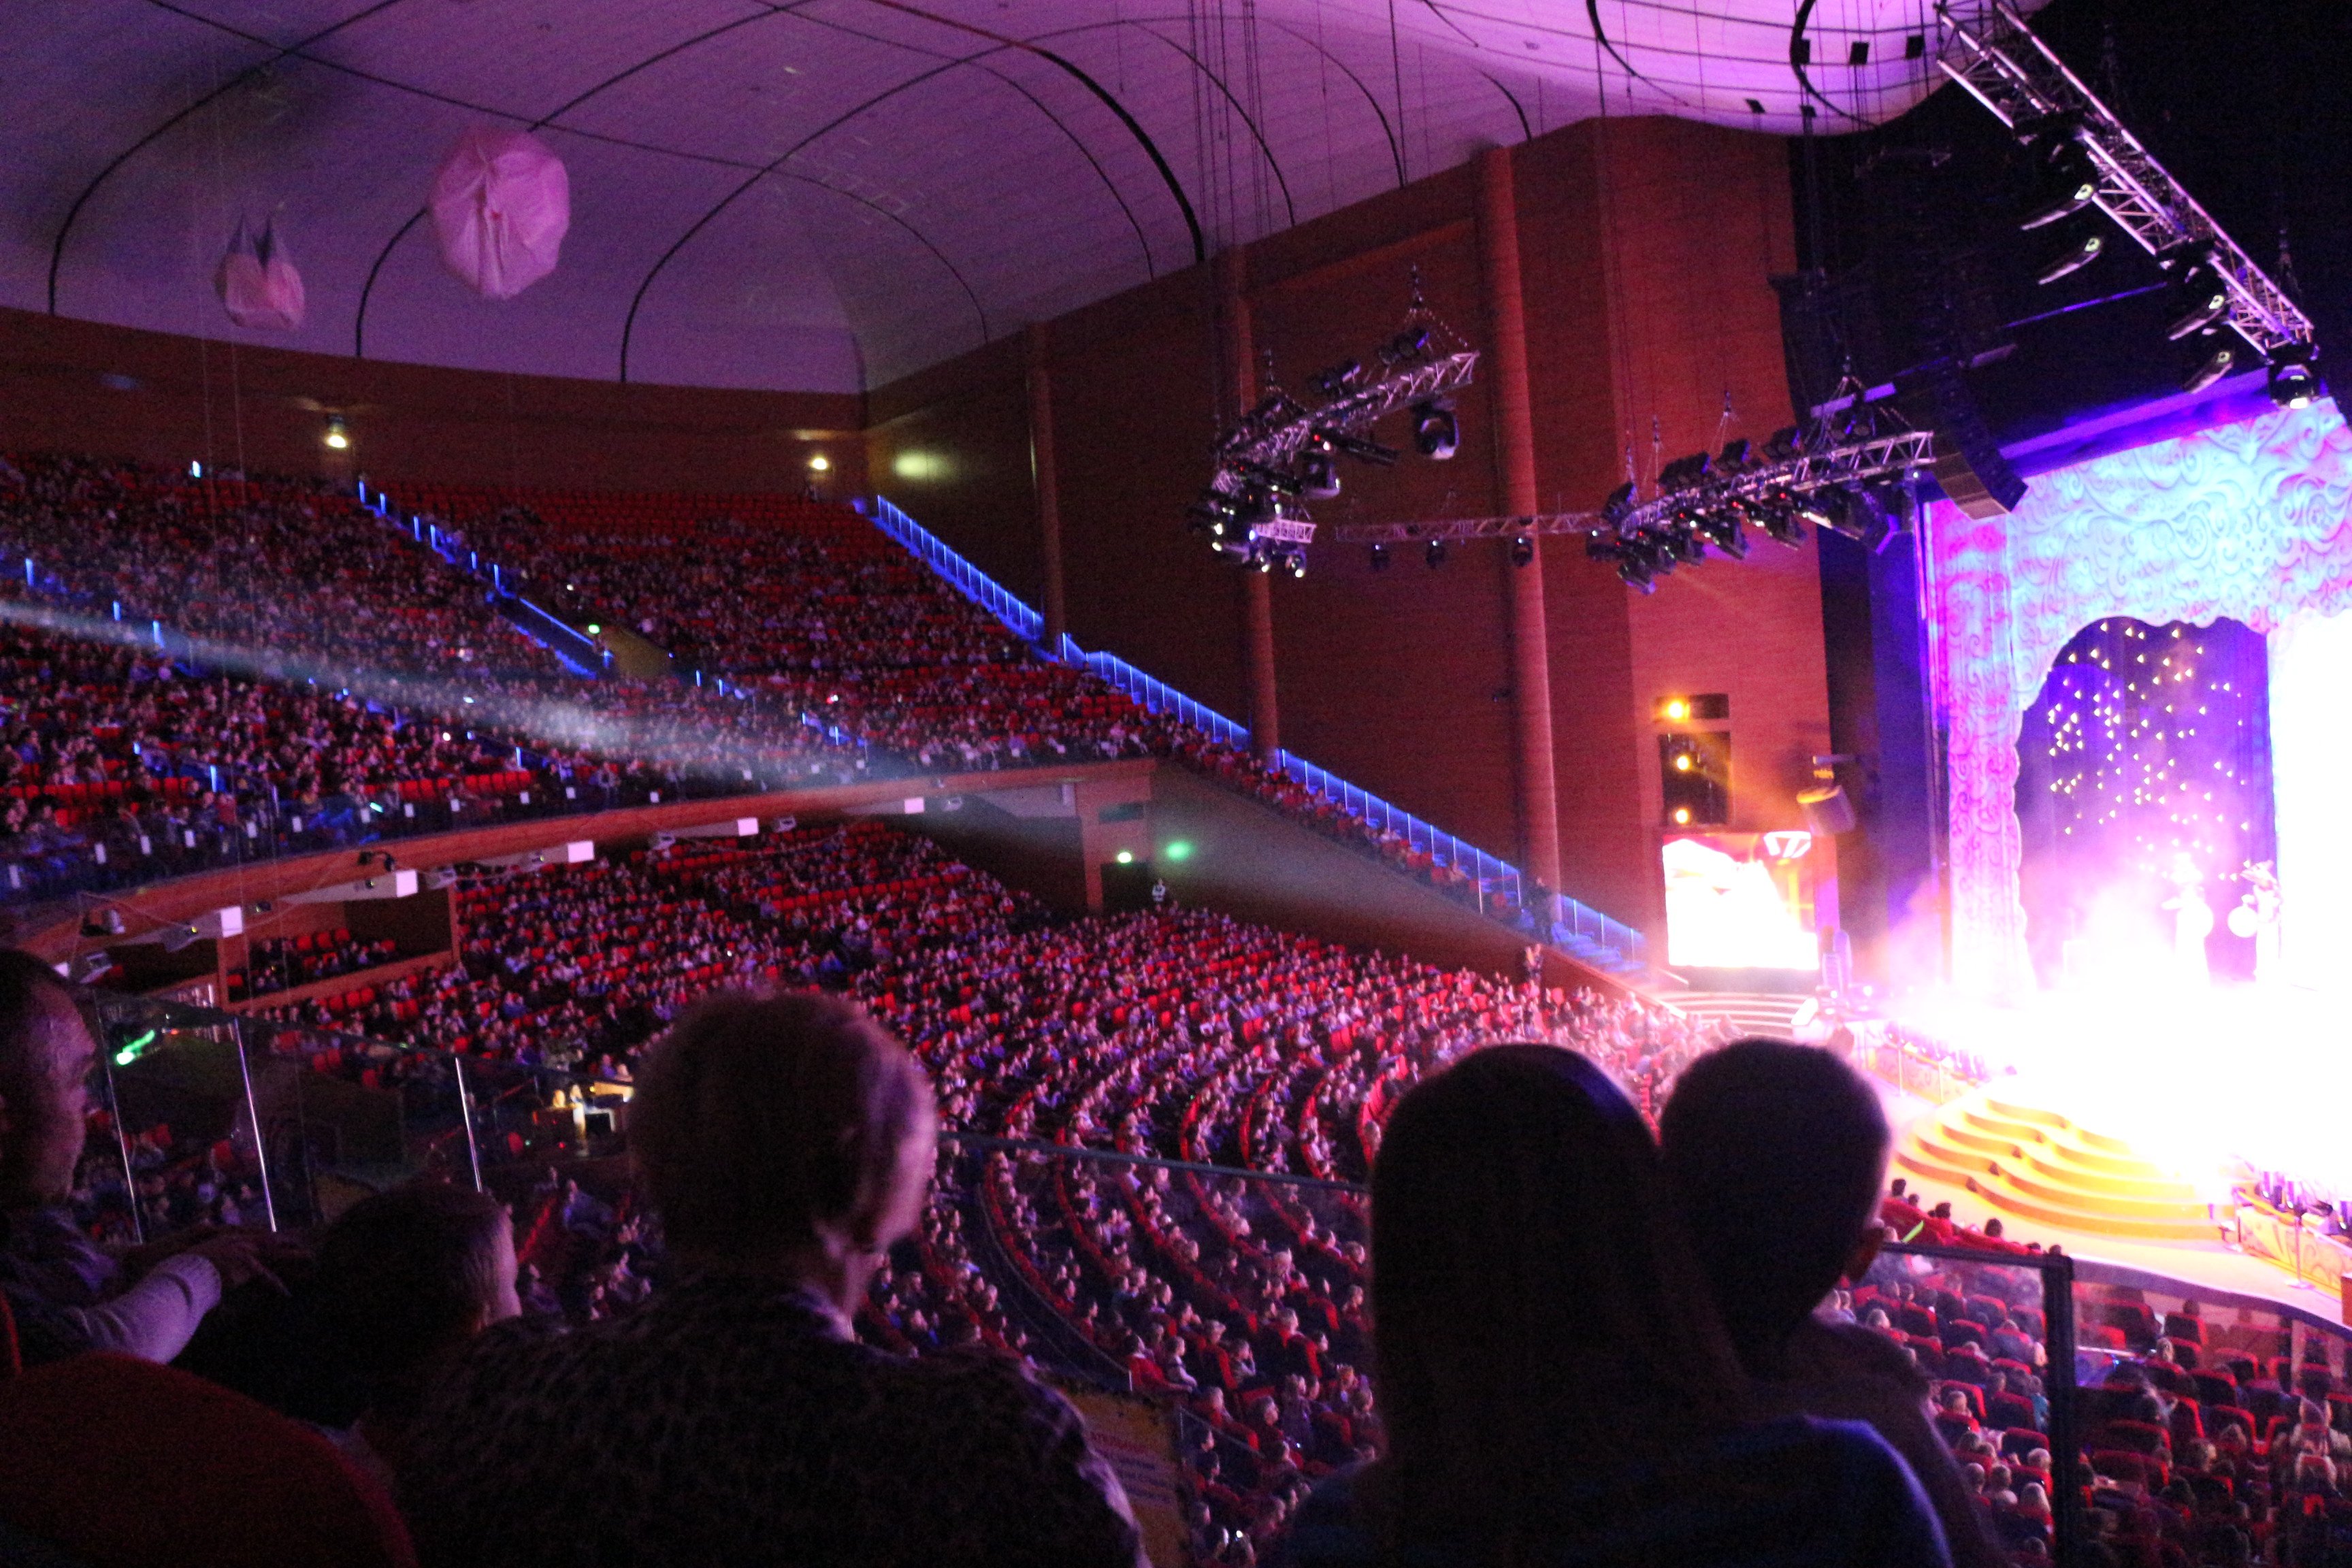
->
(0, 452, 1558, 945)
(238, 930, 403, 1000)
(246, 819, 1710, 1560)
(395, 478, 1563, 930)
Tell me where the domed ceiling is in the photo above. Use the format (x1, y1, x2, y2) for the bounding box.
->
(3, 1, 2037, 392)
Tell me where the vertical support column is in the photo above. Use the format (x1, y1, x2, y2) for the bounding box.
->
(1219, 246, 1281, 764)
(1025, 324, 1070, 657)
(1476, 145, 1563, 904)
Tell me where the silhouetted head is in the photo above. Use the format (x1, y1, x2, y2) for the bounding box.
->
(1659, 1038, 1890, 1371)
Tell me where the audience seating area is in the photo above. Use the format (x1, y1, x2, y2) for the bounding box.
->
(229, 818, 1710, 1562)
(0, 451, 1548, 937)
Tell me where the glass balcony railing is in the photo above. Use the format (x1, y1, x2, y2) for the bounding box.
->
(117, 983, 2352, 1567)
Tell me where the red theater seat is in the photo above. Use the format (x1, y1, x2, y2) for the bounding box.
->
(0, 1354, 416, 1567)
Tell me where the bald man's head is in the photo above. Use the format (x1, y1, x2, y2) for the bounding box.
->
(0, 952, 97, 1209)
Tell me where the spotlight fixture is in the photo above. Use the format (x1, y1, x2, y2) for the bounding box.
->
(1382, 325, 1431, 365)
(323, 414, 350, 451)
(2181, 343, 2236, 396)
(1657, 452, 1712, 492)
(1424, 537, 1447, 569)
(2268, 343, 2319, 410)
(2163, 250, 2230, 341)
(2034, 228, 2104, 286)
(1329, 431, 1401, 467)
(1658, 524, 1707, 566)
(1796, 486, 1853, 536)
(1410, 399, 1459, 460)
(1298, 446, 1341, 500)
(2019, 127, 2099, 231)
(808, 453, 831, 472)
(1761, 425, 1803, 463)
(1690, 507, 1746, 560)
(1716, 438, 1752, 471)
(1309, 359, 1365, 397)
(1753, 488, 1806, 548)
(1509, 535, 1535, 569)
(1368, 542, 1390, 572)
(1282, 551, 1308, 579)
(1601, 482, 1637, 529)
(1586, 530, 1655, 594)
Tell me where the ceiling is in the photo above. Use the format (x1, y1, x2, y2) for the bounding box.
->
(3, 1, 2037, 393)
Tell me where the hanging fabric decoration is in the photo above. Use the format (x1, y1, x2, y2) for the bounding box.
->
(214, 216, 306, 331)
(429, 126, 570, 300)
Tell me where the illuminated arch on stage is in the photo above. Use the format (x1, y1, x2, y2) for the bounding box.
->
(1930, 402, 2352, 998)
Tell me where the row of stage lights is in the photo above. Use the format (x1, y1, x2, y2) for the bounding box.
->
(1942, 3, 2319, 408)
(1581, 398, 1935, 592)
(2016, 122, 2315, 406)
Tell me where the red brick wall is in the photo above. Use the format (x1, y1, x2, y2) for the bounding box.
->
(860, 116, 1826, 943)
(0, 307, 865, 496)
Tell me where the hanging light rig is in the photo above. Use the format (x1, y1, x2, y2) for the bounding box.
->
(1187, 272, 1477, 578)
(1333, 378, 1935, 594)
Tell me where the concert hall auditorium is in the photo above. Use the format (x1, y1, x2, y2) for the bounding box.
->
(1, 3, 2347, 1565)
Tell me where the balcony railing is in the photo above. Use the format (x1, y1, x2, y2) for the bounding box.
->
(868, 494, 1646, 973)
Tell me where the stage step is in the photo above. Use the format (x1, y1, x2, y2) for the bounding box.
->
(1669, 992, 1813, 1041)
(1895, 1087, 2224, 1244)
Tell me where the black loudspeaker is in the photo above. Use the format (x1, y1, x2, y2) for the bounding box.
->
(1772, 152, 2027, 517)
(1798, 782, 1858, 836)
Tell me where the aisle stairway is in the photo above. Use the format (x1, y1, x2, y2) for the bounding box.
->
(1896, 1088, 2225, 1243)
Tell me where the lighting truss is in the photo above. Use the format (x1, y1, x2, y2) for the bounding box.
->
(1936, 1, 2314, 357)
(1213, 351, 1481, 489)
(1333, 419, 1934, 547)
(1192, 275, 1480, 570)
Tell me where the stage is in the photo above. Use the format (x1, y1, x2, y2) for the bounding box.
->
(1865, 1015, 2352, 1324)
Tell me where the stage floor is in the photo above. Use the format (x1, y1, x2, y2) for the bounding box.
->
(1876, 1077, 2347, 1323)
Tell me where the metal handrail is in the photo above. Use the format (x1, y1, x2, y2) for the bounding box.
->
(866, 495, 1646, 972)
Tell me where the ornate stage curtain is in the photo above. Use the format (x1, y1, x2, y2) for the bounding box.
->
(1929, 404, 2352, 998)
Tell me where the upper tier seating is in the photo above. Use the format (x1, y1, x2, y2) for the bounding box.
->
(3, 453, 1552, 938)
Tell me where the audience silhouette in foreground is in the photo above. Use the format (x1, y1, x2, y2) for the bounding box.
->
(1273, 1043, 1951, 1568)
(1659, 1037, 2008, 1568)
(397, 990, 1147, 1567)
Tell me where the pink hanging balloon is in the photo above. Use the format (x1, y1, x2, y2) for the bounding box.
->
(214, 216, 306, 331)
(429, 126, 570, 300)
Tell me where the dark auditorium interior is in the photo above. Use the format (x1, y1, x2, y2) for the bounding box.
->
(3, 2, 2351, 1565)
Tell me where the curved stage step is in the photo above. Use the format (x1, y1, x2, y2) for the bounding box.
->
(1895, 1087, 2225, 1243)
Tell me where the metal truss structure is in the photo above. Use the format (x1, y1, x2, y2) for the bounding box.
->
(1191, 274, 1480, 570)
(1333, 421, 1935, 550)
(1213, 351, 1480, 484)
(1936, 1, 2314, 358)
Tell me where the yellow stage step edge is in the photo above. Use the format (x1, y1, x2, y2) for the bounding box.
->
(1892, 1147, 2222, 1242)
(1978, 1094, 2074, 1132)
(1993, 1160, 2210, 1221)
(1913, 1111, 2172, 1190)
(2013, 1144, 2198, 1201)
(1976, 1089, 2138, 1158)
(1952, 1105, 2166, 1179)
(1899, 1132, 2204, 1220)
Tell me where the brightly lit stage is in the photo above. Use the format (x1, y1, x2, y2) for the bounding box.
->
(1856, 393, 2352, 1309)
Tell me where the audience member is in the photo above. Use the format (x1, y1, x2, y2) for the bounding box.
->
(1274, 1044, 1949, 1567)
(399, 992, 1146, 1567)
(1658, 1039, 2005, 1568)
(0, 950, 281, 1366)
(308, 1183, 521, 1482)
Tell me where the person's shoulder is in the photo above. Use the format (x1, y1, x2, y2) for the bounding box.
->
(1707, 1413, 1927, 1503)
(1268, 1465, 1377, 1568)
(1790, 1316, 1930, 1383)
